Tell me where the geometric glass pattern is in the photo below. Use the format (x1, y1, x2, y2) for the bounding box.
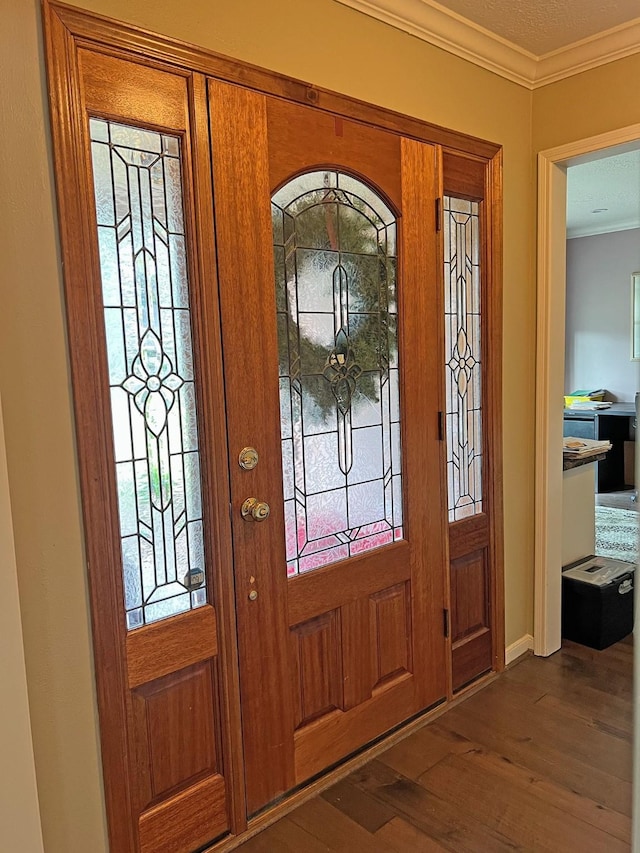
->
(272, 171, 403, 577)
(89, 118, 207, 629)
(444, 196, 482, 522)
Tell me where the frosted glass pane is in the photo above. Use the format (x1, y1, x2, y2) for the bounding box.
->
(110, 388, 132, 462)
(392, 475, 403, 526)
(306, 489, 348, 539)
(104, 308, 127, 384)
(348, 480, 385, 528)
(301, 376, 334, 435)
(348, 426, 383, 485)
(89, 118, 207, 629)
(337, 173, 395, 225)
(169, 235, 189, 309)
(282, 440, 294, 500)
(116, 462, 137, 538)
(351, 375, 381, 428)
(90, 119, 108, 143)
(92, 144, 115, 226)
(273, 170, 402, 575)
(338, 207, 377, 254)
(296, 249, 337, 312)
(273, 170, 337, 210)
(304, 433, 344, 493)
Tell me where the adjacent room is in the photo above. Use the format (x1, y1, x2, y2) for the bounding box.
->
(561, 150, 639, 650)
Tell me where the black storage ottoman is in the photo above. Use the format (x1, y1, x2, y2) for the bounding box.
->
(561, 556, 635, 650)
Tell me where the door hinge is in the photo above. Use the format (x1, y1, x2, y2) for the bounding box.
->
(438, 410, 444, 441)
(443, 608, 450, 639)
(435, 197, 442, 232)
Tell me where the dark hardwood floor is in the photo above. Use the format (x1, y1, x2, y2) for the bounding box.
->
(235, 638, 632, 852)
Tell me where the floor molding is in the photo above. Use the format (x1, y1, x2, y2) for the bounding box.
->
(506, 634, 534, 665)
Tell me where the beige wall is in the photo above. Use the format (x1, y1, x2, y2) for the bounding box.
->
(0, 394, 44, 852)
(2, 2, 535, 851)
(533, 53, 640, 152)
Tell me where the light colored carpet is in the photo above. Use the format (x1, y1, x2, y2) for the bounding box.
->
(595, 506, 638, 564)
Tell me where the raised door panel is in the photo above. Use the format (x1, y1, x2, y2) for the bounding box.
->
(450, 547, 492, 692)
(137, 663, 219, 801)
(132, 662, 229, 852)
(291, 611, 343, 727)
(450, 550, 489, 645)
(370, 582, 412, 688)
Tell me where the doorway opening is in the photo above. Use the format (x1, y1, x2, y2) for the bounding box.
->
(535, 124, 640, 656)
(564, 152, 639, 566)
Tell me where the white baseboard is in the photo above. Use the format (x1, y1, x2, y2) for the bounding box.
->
(505, 634, 534, 665)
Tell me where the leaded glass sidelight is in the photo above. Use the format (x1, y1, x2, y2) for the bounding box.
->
(89, 118, 207, 629)
(272, 171, 403, 577)
(444, 196, 483, 522)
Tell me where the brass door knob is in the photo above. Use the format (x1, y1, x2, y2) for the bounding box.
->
(241, 497, 270, 521)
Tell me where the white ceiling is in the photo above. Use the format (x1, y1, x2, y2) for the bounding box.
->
(433, 0, 640, 56)
(567, 151, 640, 239)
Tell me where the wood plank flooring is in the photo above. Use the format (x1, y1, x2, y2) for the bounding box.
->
(235, 638, 632, 852)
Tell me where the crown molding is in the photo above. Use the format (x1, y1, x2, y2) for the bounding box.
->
(536, 18, 640, 87)
(568, 220, 640, 240)
(335, 0, 640, 90)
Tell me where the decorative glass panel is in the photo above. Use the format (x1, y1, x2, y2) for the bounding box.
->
(272, 171, 402, 577)
(89, 118, 207, 629)
(444, 196, 483, 521)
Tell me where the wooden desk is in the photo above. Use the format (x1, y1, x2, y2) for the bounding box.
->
(563, 403, 635, 493)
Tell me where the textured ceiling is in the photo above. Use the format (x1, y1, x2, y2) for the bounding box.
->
(434, 0, 640, 55)
(566, 151, 640, 239)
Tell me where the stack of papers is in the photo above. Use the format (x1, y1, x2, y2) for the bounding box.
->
(563, 436, 612, 456)
(568, 400, 612, 410)
(564, 388, 608, 409)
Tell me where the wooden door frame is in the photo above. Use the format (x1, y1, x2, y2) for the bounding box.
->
(43, 1, 505, 849)
(534, 123, 640, 657)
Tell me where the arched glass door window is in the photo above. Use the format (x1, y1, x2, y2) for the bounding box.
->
(272, 171, 402, 576)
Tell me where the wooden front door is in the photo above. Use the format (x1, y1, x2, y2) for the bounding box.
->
(46, 6, 503, 848)
(209, 82, 448, 814)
